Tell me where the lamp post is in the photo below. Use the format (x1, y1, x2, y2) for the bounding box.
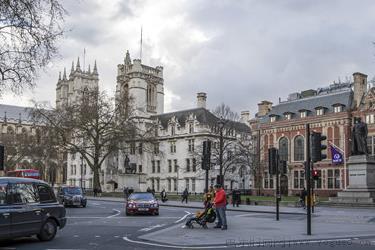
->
(218, 117, 225, 185)
(80, 155, 83, 189)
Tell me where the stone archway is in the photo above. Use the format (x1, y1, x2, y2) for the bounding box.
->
(280, 175, 288, 196)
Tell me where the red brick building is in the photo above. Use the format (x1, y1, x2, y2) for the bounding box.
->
(250, 72, 373, 197)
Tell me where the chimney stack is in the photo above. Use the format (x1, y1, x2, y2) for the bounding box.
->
(240, 111, 250, 123)
(257, 100, 272, 117)
(353, 72, 368, 108)
(197, 92, 207, 109)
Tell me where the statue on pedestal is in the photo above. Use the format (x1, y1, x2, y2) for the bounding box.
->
(351, 117, 368, 156)
(124, 155, 136, 174)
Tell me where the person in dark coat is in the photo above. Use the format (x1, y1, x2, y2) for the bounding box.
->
(123, 187, 129, 200)
(300, 188, 307, 209)
(181, 188, 189, 203)
(160, 189, 168, 202)
(232, 188, 241, 207)
(93, 187, 98, 197)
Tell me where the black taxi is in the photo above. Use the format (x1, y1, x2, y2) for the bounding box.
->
(0, 177, 66, 241)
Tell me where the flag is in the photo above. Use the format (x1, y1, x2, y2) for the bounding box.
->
(330, 144, 343, 164)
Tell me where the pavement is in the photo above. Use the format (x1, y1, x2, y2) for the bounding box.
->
(2, 198, 375, 249)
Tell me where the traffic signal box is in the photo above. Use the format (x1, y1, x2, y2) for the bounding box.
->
(310, 132, 327, 163)
(312, 169, 320, 180)
(0, 145, 4, 171)
(268, 148, 278, 175)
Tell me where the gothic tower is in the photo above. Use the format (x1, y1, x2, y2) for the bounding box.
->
(115, 50, 164, 116)
(56, 58, 99, 109)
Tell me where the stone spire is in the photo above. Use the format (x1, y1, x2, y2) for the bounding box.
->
(63, 67, 67, 80)
(76, 57, 81, 72)
(88, 64, 91, 74)
(58, 71, 61, 81)
(70, 61, 75, 75)
(125, 50, 131, 65)
(93, 60, 98, 75)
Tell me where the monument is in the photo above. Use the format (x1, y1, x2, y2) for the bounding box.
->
(330, 118, 375, 204)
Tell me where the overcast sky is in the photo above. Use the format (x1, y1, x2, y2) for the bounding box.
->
(3, 0, 375, 117)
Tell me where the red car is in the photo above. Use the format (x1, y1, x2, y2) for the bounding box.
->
(125, 192, 159, 216)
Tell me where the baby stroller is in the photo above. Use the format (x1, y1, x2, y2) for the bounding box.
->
(185, 202, 216, 229)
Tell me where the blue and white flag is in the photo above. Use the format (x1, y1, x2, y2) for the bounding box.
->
(330, 144, 343, 164)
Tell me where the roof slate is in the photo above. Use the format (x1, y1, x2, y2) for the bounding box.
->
(0, 104, 33, 123)
(261, 88, 353, 123)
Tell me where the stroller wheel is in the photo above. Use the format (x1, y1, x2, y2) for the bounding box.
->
(203, 224, 208, 229)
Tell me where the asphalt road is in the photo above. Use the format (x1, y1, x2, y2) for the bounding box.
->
(1, 200, 374, 250)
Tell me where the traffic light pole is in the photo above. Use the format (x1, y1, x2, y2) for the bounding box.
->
(305, 124, 312, 235)
(276, 155, 280, 221)
(205, 168, 209, 192)
(311, 170, 315, 214)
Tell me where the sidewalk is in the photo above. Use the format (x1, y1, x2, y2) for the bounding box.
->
(87, 196, 306, 215)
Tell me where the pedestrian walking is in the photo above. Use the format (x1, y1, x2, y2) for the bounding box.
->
(213, 184, 227, 230)
(231, 188, 241, 207)
(93, 187, 98, 197)
(160, 189, 168, 202)
(147, 187, 151, 193)
(123, 186, 129, 200)
(300, 188, 307, 209)
(181, 188, 189, 203)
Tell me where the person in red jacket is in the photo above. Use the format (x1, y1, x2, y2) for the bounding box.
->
(213, 184, 227, 230)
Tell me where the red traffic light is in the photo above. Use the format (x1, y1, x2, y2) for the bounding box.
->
(312, 169, 320, 180)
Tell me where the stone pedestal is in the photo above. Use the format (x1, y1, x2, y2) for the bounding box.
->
(330, 155, 375, 204)
(118, 174, 142, 192)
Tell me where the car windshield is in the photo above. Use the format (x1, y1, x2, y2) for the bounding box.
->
(63, 187, 82, 195)
(128, 193, 154, 201)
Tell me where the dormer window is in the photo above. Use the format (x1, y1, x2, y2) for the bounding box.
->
(270, 116, 277, 122)
(315, 107, 326, 116)
(171, 125, 175, 135)
(284, 112, 293, 120)
(334, 106, 342, 113)
(300, 111, 307, 118)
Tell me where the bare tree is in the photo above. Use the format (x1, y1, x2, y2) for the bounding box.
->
(32, 88, 154, 190)
(0, 0, 66, 94)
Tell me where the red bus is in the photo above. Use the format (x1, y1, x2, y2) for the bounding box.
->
(6, 169, 40, 179)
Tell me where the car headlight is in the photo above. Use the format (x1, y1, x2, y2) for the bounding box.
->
(65, 196, 72, 200)
(151, 203, 158, 208)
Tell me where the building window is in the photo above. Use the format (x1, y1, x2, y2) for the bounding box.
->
(293, 171, 298, 189)
(130, 142, 136, 155)
(185, 179, 189, 191)
(138, 143, 143, 154)
(186, 159, 190, 172)
(151, 161, 155, 173)
(188, 139, 195, 152)
(315, 170, 322, 189)
(156, 179, 160, 191)
(168, 160, 172, 172)
(278, 137, 289, 162)
(327, 169, 340, 189)
(173, 178, 177, 191)
(151, 179, 155, 190)
(139, 165, 143, 173)
(270, 116, 276, 122)
(264, 172, 273, 189)
(285, 113, 292, 120)
(294, 136, 304, 161)
(168, 179, 171, 191)
(170, 141, 176, 153)
(316, 108, 324, 116)
(300, 111, 307, 118)
(154, 143, 159, 154)
(157, 160, 160, 173)
(171, 125, 175, 136)
(174, 159, 178, 172)
(192, 158, 197, 172)
(189, 123, 194, 133)
(293, 170, 305, 189)
(334, 106, 342, 113)
(366, 114, 375, 124)
(192, 179, 196, 192)
(335, 169, 340, 189)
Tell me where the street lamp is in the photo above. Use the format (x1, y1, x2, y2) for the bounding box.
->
(217, 117, 225, 185)
(80, 155, 83, 189)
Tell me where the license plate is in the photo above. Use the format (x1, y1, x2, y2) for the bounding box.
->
(73, 202, 81, 206)
(138, 208, 149, 211)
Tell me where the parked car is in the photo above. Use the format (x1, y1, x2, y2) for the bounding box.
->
(125, 192, 159, 216)
(57, 186, 87, 208)
(0, 177, 66, 241)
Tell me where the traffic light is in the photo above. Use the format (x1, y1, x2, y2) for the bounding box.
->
(202, 140, 211, 170)
(0, 145, 4, 171)
(310, 132, 327, 163)
(268, 147, 278, 175)
(312, 169, 320, 180)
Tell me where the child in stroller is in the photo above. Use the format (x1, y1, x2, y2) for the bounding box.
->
(185, 202, 216, 229)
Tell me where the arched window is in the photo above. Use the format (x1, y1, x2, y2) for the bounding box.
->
(279, 137, 289, 162)
(294, 135, 305, 161)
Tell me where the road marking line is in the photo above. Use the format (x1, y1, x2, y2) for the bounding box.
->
(107, 209, 121, 218)
(139, 224, 166, 232)
(175, 211, 192, 223)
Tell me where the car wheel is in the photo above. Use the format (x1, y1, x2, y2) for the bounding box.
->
(154, 211, 159, 216)
(37, 219, 57, 241)
(125, 210, 130, 216)
(82, 203, 87, 208)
